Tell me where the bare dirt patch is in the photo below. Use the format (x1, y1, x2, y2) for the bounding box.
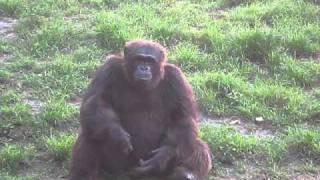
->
(0, 17, 17, 41)
(23, 98, 43, 115)
(0, 52, 12, 63)
(314, 52, 320, 62)
(209, 9, 227, 20)
(291, 174, 320, 180)
(201, 115, 275, 138)
(0, 17, 17, 63)
(68, 95, 82, 107)
(18, 151, 68, 180)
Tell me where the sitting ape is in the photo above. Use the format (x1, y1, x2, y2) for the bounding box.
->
(70, 40, 212, 180)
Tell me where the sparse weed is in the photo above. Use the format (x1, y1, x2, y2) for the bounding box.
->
(45, 133, 76, 161)
(230, 29, 278, 64)
(28, 18, 82, 57)
(0, 70, 11, 83)
(201, 124, 320, 163)
(8, 57, 40, 72)
(218, 0, 257, 8)
(170, 42, 211, 72)
(0, 41, 12, 53)
(201, 124, 258, 157)
(22, 0, 80, 17)
(285, 126, 320, 155)
(38, 98, 78, 125)
(0, 90, 21, 105)
(95, 11, 144, 49)
(190, 72, 317, 124)
(0, 103, 32, 125)
(0, 173, 34, 180)
(0, 0, 25, 17)
(21, 53, 91, 98)
(0, 144, 35, 171)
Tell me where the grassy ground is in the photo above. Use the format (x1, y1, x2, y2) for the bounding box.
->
(0, 0, 319, 179)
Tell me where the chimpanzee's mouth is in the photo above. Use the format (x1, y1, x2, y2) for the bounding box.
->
(135, 72, 152, 81)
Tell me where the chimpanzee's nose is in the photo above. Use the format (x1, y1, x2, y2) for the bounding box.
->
(138, 65, 150, 71)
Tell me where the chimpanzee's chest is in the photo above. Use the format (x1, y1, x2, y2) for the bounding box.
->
(112, 86, 172, 159)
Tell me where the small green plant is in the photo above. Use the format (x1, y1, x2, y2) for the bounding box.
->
(0, 70, 11, 83)
(283, 33, 316, 58)
(45, 133, 76, 161)
(170, 43, 211, 72)
(22, 0, 80, 17)
(38, 98, 77, 125)
(197, 25, 226, 54)
(231, 30, 278, 64)
(218, 0, 257, 8)
(0, 0, 25, 17)
(285, 126, 320, 155)
(0, 103, 32, 125)
(200, 124, 258, 157)
(29, 18, 81, 57)
(0, 90, 20, 105)
(0, 144, 35, 170)
(276, 56, 320, 87)
(190, 71, 317, 124)
(8, 57, 38, 72)
(148, 2, 209, 43)
(189, 72, 248, 116)
(0, 41, 11, 53)
(20, 53, 90, 98)
(0, 173, 34, 180)
(305, 0, 320, 5)
(95, 11, 143, 49)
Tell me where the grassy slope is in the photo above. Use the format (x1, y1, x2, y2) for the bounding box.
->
(0, 0, 319, 179)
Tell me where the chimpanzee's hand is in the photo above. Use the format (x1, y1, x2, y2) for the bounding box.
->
(129, 146, 174, 177)
(110, 127, 133, 155)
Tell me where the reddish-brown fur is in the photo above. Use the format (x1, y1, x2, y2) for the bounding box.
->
(69, 40, 212, 180)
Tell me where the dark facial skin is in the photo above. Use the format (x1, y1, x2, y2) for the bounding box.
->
(125, 46, 164, 91)
(133, 55, 156, 81)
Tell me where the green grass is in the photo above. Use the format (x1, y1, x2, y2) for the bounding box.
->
(170, 42, 211, 72)
(0, 144, 35, 171)
(0, 0, 25, 17)
(38, 97, 78, 125)
(285, 126, 320, 155)
(201, 124, 320, 163)
(0, 90, 33, 126)
(190, 72, 319, 123)
(45, 133, 76, 161)
(0, 69, 11, 83)
(0, 103, 32, 124)
(26, 18, 84, 58)
(0, 0, 319, 178)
